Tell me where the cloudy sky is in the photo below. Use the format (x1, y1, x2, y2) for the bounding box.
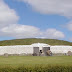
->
(0, 0, 72, 42)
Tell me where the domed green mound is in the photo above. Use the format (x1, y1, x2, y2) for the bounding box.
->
(0, 38, 72, 46)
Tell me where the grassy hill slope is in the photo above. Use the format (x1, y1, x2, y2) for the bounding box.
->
(0, 38, 72, 46)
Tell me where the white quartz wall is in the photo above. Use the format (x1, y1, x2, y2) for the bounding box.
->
(0, 45, 33, 55)
(0, 45, 72, 55)
(50, 46, 72, 53)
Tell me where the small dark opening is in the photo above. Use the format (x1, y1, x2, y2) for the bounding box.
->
(40, 50, 42, 53)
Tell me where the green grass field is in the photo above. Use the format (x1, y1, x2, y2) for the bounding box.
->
(0, 56, 72, 67)
(0, 56, 72, 72)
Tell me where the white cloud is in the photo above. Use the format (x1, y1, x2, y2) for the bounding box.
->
(0, 0, 19, 27)
(21, 0, 72, 17)
(42, 28, 65, 39)
(66, 21, 72, 31)
(0, 25, 65, 39)
(69, 38, 72, 42)
(1, 24, 41, 38)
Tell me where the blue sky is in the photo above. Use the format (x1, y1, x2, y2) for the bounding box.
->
(0, 0, 72, 42)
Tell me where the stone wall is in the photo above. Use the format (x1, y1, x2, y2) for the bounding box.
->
(50, 46, 72, 54)
(0, 45, 33, 55)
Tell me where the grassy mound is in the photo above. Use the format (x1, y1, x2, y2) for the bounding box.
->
(0, 38, 72, 46)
